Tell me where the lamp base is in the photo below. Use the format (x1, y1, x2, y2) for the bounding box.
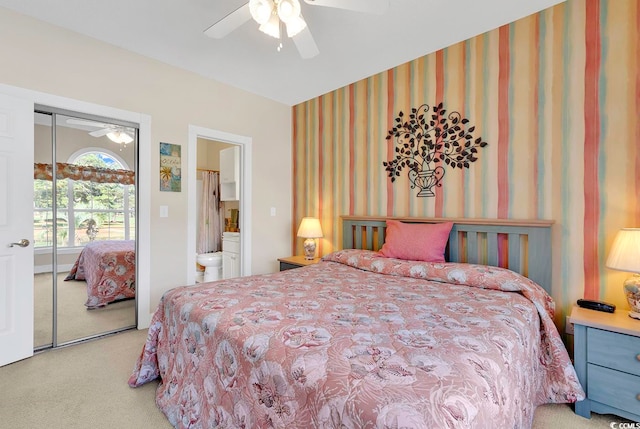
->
(303, 238, 316, 260)
(623, 274, 640, 318)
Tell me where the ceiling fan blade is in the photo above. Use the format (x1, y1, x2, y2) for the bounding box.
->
(303, 0, 389, 14)
(89, 128, 112, 137)
(292, 26, 319, 59)
(204, 3, 252, 39)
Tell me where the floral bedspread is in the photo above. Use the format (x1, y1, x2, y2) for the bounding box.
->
(65, 240, 135, 308)
(129, 249, 584, 429)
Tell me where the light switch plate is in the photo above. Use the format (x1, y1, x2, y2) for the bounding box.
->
(160, 205, 169, 218)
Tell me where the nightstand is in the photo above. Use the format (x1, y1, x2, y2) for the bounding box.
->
(570, 305, 640, 422)
(277, 255, 321, 271)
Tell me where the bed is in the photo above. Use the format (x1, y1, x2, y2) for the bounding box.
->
(65, 239, 136, 309)
(129, 216, 585, 428)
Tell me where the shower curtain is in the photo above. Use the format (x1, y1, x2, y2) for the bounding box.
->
(197, 171, 224, 254)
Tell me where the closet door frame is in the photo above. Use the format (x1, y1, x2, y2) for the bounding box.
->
(0, 83, 152, 333)
(36, 107, 140, 348)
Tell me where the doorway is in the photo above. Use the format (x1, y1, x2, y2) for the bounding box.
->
(187, 125, 252, 284)
(33, 107, 138, 349)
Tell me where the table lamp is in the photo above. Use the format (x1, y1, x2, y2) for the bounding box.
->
(297, 217, 323, 260)
(605, 228, 640, 319)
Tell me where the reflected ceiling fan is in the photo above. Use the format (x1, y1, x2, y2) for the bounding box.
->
(204, 0, 389, 59)
(66, 118, 134, 145)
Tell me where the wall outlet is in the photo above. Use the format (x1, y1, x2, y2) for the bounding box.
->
(565, 316, 574, 335)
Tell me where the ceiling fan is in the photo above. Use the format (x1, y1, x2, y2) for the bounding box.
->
(66, 118, 134, 145)
(204, 0, 390, 59)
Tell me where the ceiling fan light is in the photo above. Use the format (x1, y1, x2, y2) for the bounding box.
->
(107, 131, 133, 145)
(285, 15, 307, 37)
(249, 0, 274, 25)
(277, 0, 301, 23)
(259, 13, 280, 38)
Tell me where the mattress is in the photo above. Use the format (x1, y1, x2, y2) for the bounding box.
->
(129, 249, 584, 428)
(65, 239, 136, 308)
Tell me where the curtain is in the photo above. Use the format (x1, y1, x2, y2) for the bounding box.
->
(197, 171, 223, 254)
(34, 162, 135, 185)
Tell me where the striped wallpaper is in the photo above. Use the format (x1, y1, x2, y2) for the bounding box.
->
(292, 0, 640, 321)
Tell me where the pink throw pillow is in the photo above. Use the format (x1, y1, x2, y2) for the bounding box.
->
(379, 220, 453, 262)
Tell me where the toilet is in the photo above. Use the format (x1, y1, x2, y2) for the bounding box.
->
(197, 252, 223, 282)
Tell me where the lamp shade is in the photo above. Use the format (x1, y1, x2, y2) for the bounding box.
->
(249, 0, 274, 24)
(258, 13, 280, 38)
(606, 228, 640, 273)
(277, 0, 301, 23)
(297, 217, 323, 238)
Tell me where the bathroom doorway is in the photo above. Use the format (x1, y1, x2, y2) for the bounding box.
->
(187, 125, 252, 284)
(195, 138, 238, 282)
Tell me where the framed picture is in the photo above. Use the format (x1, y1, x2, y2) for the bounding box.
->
(160, 142, 181, 192)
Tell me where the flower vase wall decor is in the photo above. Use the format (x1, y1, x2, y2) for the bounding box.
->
(383, 102, 488, 197)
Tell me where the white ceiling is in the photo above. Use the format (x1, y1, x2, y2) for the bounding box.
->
(0, 0, 564, 106)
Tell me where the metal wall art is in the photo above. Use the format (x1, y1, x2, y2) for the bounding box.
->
(383, 102, 488, 197)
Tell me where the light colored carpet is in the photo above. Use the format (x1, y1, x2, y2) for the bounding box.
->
(0, 329, 172, 429)
(34, 272, 135, 347)
(0, 328, 634, 428)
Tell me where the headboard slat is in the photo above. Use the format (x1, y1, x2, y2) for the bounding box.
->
(342, 216, 554, 294)
(354, 227, 362, 249)
(508, 233, 521, 273)
(377, 226, 386, 250)
(448, 230, 460, 262)
(466, 231, 479, 264)
(487, 232, 499, 266)
(365, 226, 373, 250)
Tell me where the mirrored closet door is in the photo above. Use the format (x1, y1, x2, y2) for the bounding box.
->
(33, 108, 138, 349)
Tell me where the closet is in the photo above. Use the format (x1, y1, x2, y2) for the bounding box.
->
(33, 107, 138, 349)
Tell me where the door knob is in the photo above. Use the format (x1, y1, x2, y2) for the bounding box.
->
(9, 239, 30, 248)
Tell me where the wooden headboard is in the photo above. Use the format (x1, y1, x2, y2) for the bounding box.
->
(342, 216, 554, 294)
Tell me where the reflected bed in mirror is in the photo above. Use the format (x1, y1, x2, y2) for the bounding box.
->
(64, 240, 136, 309)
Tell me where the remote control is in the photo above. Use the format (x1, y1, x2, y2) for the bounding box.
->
(577, 299, 616, 313)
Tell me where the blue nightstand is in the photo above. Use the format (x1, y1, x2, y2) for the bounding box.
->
(570, 305, 640, 422)
(277, 255, 321, 271)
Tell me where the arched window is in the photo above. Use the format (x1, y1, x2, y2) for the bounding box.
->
(33, 148, 135, 248)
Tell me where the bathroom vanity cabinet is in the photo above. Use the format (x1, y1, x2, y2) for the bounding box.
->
(222, 232, 240, 279)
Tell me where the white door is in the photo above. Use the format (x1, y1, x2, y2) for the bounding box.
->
(0, 93, 34, 366)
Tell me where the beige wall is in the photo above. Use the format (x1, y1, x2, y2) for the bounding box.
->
(0, 7, 292, 309)
(196, 137, 231, 171)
